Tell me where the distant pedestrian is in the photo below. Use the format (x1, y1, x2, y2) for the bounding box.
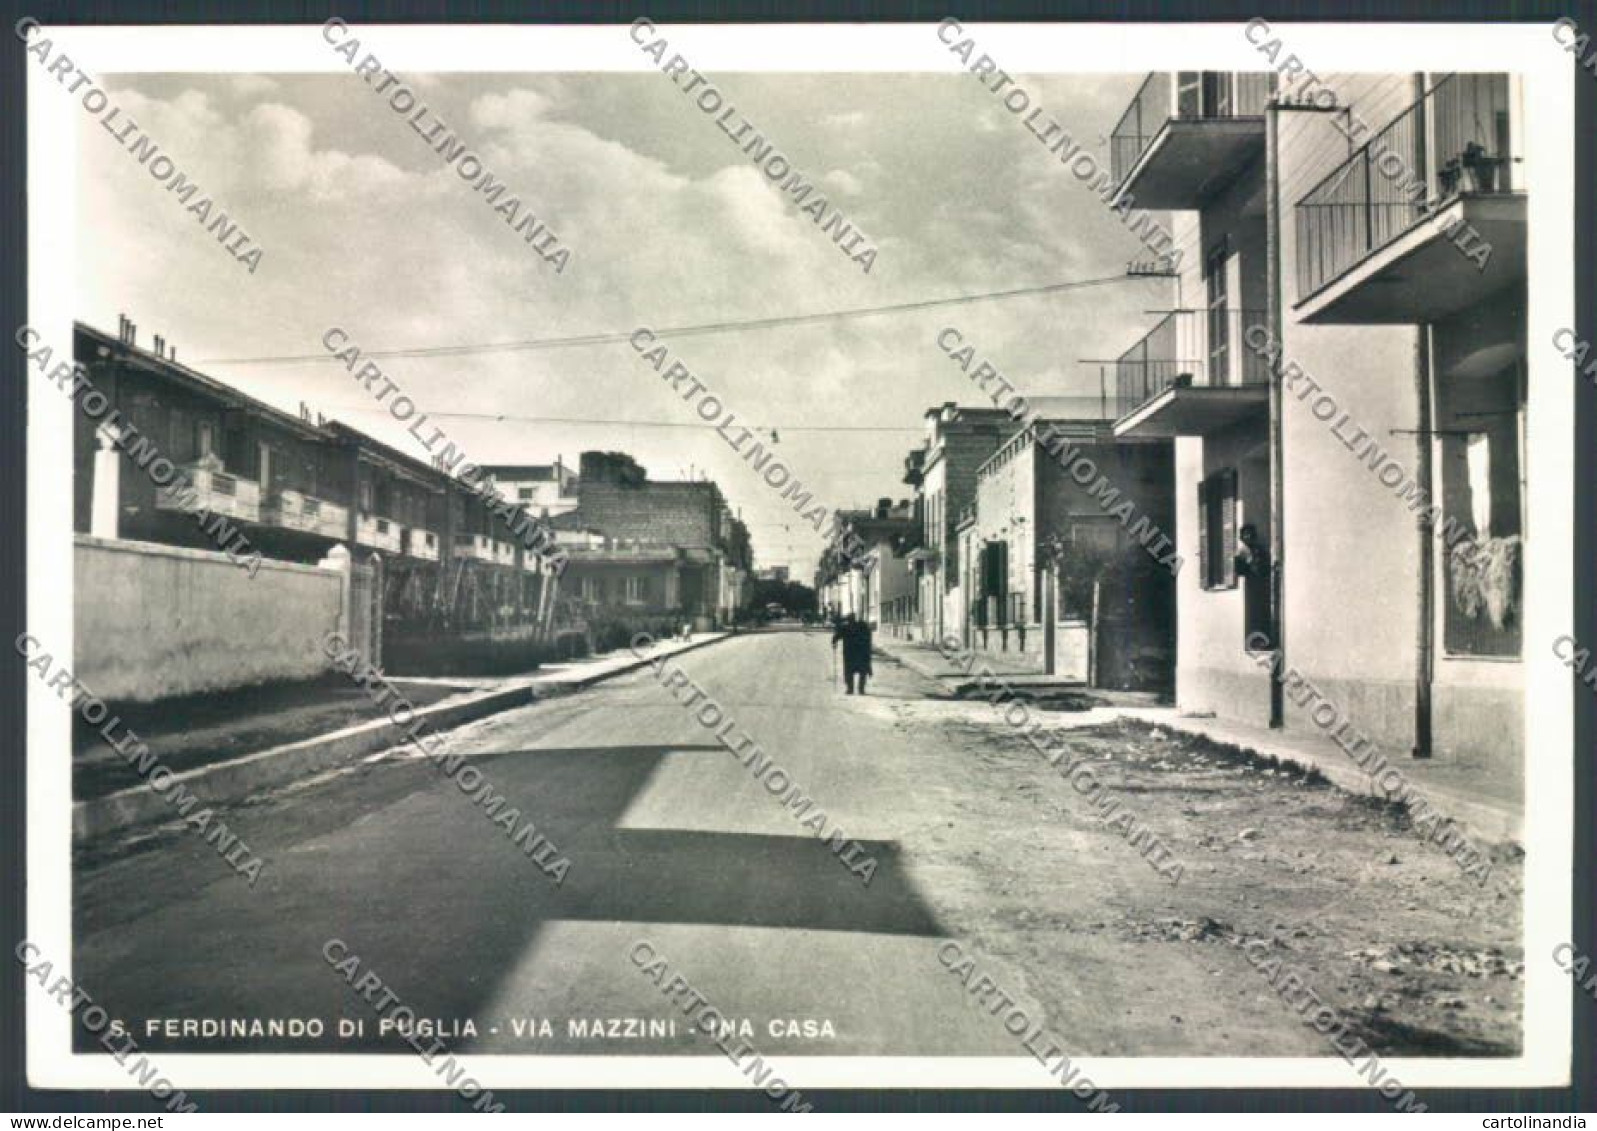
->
(832, 613, 874, 695)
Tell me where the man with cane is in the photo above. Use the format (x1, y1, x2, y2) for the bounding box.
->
(831, 613, 874, 695)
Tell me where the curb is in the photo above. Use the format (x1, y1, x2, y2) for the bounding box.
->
(873, 641, 948, 685)
(1138, 715, 1523, 848)
(880, 642, 1520, 848)
(74, 632, 736, 843)
(526, 631, 731, 694)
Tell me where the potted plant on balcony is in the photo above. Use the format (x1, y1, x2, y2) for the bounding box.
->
(1460, 141, 1505, 195)
(1437, 155, 1464, 198)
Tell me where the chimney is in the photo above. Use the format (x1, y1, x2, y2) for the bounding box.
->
(153, 334, 165, 357)
(876, 497, 891, 519)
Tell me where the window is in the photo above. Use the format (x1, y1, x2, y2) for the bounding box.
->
(1176, 72, 1203, 118)
(1197, 468, 1238, 591)
(1202, 72, 1234, 117)
(518, 487, 534, 500)
(1205, 237, 1231, 386)
(980, 540, 1008, 626)
(579, 577, 598, 602)
(1440, 362, 1524, 657)
(168, 407, 192, 461)
(625, 576, 647, 605)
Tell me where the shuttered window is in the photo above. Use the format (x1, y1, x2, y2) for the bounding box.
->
(981, 540, 1008, 600)
(1219, 467, 1238, 588)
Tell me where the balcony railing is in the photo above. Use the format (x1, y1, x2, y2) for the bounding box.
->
(1296, 73, 1516, 300)
(156, 464, 261, 522)
(356, 513, 403, 554)
(261, 488, 348, 539)
(403, 527, 440, 561)
(1111, 72, 1274, 188)
(1114, 309, 1270, 420)
(454, 533, 498, 562)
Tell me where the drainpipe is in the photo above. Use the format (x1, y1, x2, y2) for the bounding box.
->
(1414, 325, 1435, 758)
(1412, 73, 1435, 760)
(1265, 100, 1286, 729)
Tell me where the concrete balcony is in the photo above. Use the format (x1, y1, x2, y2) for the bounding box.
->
(260, 489, 347, 540)
(156, 464, 260, 521)
(1111, 72, 1272, 210)
(453, 533, 498, 562)
(561, 542, 680, 565)
(403, 527, 441, 561)
(356, 513, 403, 555)
(1294, 74, 1524, 325)
(1111, 309, 1270, 440)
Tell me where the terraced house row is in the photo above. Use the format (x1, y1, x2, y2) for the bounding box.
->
(70, 319, 753, 696)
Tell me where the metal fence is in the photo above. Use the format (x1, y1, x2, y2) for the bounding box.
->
(1113, 309, 1270, 420)
(1295, 73, 1514, 299)
(1111, 71, 1274, 188)
(348, 557, 381, 668)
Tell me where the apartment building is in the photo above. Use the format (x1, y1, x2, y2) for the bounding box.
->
(1108, 70, 1526, 768)
(901, 404, 1013, 644)
(816, 500, 918, 634)
(481, 458, 580, 519)
(964, 416, 1176, 686)
(73, 318, 560, 671)
(551, 451, 752, 630)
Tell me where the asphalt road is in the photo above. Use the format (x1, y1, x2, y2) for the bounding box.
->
(76, 631, 1017, 1057)
(73, 629, 1522, 1062)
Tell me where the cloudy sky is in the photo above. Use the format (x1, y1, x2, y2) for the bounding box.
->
(79, 69, 1171, 576)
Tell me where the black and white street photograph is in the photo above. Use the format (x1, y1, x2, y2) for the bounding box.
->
(5, 7, 1593, 1119)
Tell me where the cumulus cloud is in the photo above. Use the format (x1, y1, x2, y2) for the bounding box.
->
(470, 88, 554, 130)
(75, 71, 1155, 576)
(228, 75, 280, 98)
(823, 169, 863, 197)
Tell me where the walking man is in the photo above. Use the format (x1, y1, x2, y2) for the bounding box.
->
(832, 613, 874, 695)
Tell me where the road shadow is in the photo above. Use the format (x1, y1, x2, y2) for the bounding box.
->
(79, 741, 944, 1054)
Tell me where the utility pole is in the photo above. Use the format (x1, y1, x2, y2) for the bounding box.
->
(1265, 92, 1342, 729)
